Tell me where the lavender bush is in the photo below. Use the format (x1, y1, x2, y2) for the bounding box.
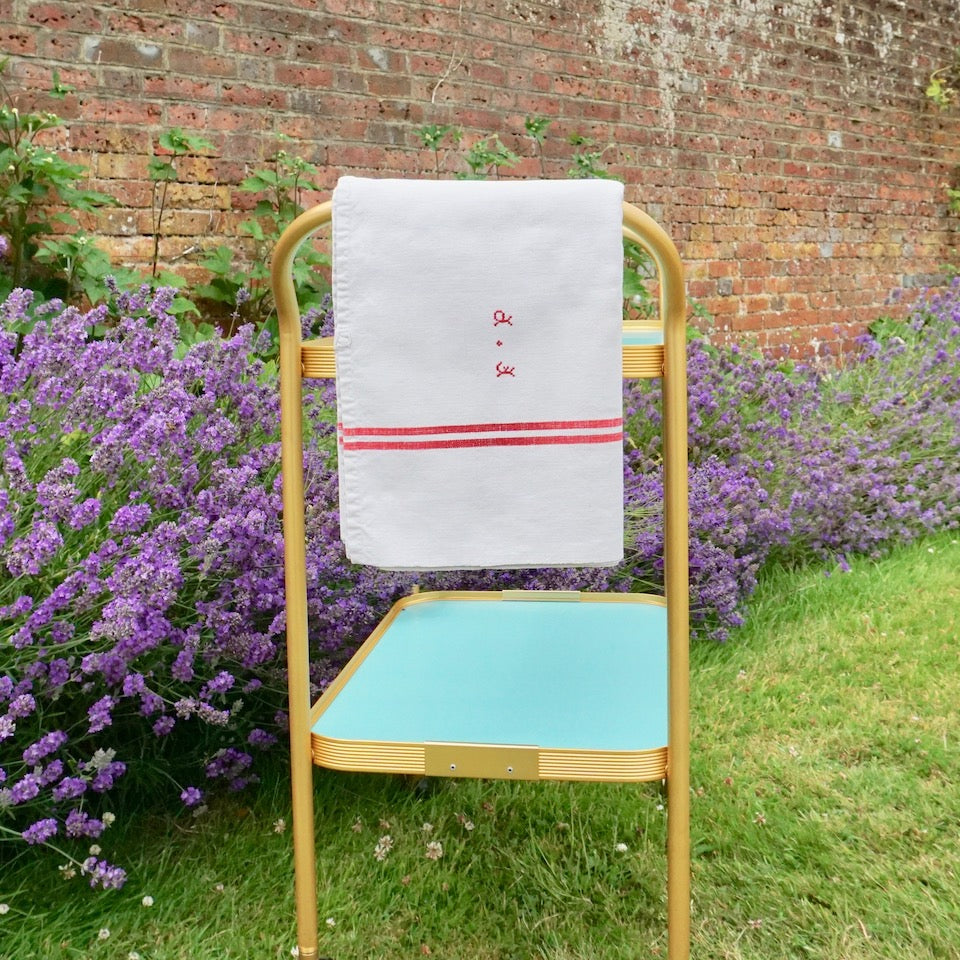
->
(0, 287, 413, 883)
(3, 278, 960, 881)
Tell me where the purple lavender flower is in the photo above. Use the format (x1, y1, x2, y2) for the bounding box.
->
(82, 857, 127, 890)
(205, 671, 235, 695)
(6, 520, 64, 577)
(180, 786, 203, 807)
(10, 774, 40, 804)
(247, 728, 277, 749)
(22, 730, 68, 765)
(7, 694, 35, 719)
(90, 760, 126, 793)
(65, 809, 104, 838)
(22, 817, 58, 844)
(0, 716, 15, 741)
(52, 777, 87, 801)
(152, 716, 175, 736)
(107, 502, 152, 535)
(86, 695, 116, 734)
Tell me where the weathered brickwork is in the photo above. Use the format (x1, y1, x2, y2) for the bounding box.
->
(5, 0, 960, 351)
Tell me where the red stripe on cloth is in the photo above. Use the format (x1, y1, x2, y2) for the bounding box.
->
(338, 418, 623, 437)
(340, 431, 623, 451)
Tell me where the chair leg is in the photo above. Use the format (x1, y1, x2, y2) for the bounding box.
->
(666, 766, 691, 960)
(291, 743, 319, 959)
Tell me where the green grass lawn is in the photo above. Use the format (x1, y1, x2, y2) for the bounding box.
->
(3, 534, 959, 960)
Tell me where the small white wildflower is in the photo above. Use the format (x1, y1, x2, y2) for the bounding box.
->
(58, 863, 76, 880)
(213, 882, 225, 892)
(98, 928, 110, 940)
(351, 817, 363, 833)
(290, 948, 300, 958)
(656, 803, 665, 812)
(102, 812, 116, 827)
(141, 895, 154, 907)
(788, 745, 800, 758)
(754, 812, 767, 826)
(0, 903, 9, 915)
(615, 842, 629, 853)
(128, 953, 142, 960)
(748, 918, 763, 929)
(89, 748, 116, 770)
(192, 804, 209, 818)
(374, 835, 394, 861)
(88, 844, 101, 856)
(325, 917, 336, 927)
(424, 840, 443, 860)
(273, 818, 286, 834)
(421, 822, 434, 834)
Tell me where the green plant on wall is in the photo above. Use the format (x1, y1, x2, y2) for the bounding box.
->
(195, 139, 330, 350)
(148, 127, 216, 277)
(926, 48, 960, 212)
(0, 61, 118, 301)
(417, 124, 463, 178)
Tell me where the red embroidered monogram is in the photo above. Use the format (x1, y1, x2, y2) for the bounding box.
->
(493, 308, 516, 377)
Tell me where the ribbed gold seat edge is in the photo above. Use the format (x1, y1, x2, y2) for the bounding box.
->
(539, 746, 668, 782)
(311, 735, 425, 775)
(300, 340, 664, 380)
(311, 735, 668, 783)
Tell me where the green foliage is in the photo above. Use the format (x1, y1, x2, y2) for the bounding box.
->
(926, 48, 960, 110)
(458, 134, 521, 179)
(867, 313, 925, 345)
(34, 232, 141, 306)
(196, 141, 329, 353)
(925, 49, 960, 215)
(566, 133, 620, 181)
(417, 124, 463, 178)
(524, 115, 552, 177)
(0, 60, 118, 299)
(147, 127, 215, 279)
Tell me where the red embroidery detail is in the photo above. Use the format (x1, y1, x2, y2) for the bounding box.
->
(495, 362, 516, 377)
(339, 418, 623, 437)
(496, 339, 503, 347)
(493, 309, 513, 326)
(341, 432, 622, 451)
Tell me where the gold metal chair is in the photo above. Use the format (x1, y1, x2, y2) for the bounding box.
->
(272, 195, 689, 960)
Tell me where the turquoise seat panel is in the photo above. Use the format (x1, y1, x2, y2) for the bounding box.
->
(312, 597, 667, 752)
(622, 328, 663, 346)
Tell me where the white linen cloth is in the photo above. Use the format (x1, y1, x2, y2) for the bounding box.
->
(332, 176, 625, 570)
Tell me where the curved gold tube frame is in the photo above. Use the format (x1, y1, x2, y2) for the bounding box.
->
(271, 198, 689, 960)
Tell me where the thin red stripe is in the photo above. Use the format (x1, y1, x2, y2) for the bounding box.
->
(338, 417, 622, 437)
(341, 431, 623, 451)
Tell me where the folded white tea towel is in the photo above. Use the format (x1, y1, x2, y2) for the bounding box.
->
(333, 176, 625, 570)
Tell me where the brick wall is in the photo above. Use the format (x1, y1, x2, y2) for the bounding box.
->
(5, 0, 960, 352)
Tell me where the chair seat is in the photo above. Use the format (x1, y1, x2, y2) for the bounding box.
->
(310, 591, 668, 782)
